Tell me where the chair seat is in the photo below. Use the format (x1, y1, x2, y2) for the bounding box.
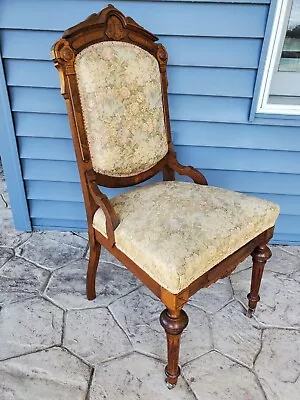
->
(93, 181, 279, 294)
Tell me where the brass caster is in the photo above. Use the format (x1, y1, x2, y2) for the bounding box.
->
(166, 381, 176, 390)
(246, 308, 254, 318)
(164, 365, 179, 389)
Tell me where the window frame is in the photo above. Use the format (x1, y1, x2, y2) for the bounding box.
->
(256, 0, 300, 116)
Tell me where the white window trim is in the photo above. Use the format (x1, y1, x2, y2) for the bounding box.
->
(257, 0, 300, 116)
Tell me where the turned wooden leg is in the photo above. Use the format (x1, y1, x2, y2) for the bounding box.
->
(247, 244, 271, 318)
(160, 308, 189, 388)
(86, 240, 101, 301)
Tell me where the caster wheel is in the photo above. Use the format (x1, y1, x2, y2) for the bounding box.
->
(166, 382, 176, 390)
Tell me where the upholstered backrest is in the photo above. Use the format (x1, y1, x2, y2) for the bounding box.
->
(75, 41, 168, 177)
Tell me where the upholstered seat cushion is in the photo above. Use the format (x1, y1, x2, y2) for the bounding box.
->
(93, 182, 280, 294)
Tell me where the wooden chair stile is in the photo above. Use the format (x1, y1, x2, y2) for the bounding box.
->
(52, 5, 280, 388)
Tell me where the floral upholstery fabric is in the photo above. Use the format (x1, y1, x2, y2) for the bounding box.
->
(75, 42, 168, 177)
(93, 181, 280, 294)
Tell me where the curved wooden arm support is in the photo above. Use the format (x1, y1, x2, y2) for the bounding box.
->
(86, 170, 120, 247)
(169, 155, 208, 185)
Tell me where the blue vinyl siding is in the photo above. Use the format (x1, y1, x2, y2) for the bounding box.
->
(9, 86, 253, 123)
(17, 136, 300, 175)
(1, 30, 263, 69)
(0, 53, 31, 230)
(0, 0, 299, 243)
(5, 60, 257, 98)
(0, 1, 268, 37)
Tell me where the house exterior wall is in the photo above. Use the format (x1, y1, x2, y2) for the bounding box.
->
(0, 0, 299, 243)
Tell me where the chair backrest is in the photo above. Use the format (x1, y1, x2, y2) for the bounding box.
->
(52, 5, 173, 187)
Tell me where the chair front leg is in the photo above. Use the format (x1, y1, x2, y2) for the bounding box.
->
(86, 239, 101, 300)
(247, 244, 272, 317)
(160, 308, 189, 388)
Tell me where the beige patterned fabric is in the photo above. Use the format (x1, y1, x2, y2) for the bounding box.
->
(75, 42, 168, 177)
(93, 181, 280, 294)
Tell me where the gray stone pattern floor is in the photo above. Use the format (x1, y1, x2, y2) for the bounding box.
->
(0, 163, 300, 399)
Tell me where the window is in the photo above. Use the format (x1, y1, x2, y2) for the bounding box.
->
(257, 0, 300, 115)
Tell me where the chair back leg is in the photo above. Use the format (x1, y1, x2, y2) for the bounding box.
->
(247, 244, 272, 317)
(86, 240, 101, 300)
(160, 308, 189, 388)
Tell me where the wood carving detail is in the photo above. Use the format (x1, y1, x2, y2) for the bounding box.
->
(52, 39, 76, 77)
(128, 32, 156, 51)
(105, 15, 126, 40)
(61, 46, 75, 62)
(157, 44, 168, 64)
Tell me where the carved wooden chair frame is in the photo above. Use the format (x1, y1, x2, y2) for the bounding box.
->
(52, 5, 274, 388)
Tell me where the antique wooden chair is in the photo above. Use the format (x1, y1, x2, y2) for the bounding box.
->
(52, 5, 280, 388)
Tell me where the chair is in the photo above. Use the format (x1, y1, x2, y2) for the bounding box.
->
(52, 5, 280, 388)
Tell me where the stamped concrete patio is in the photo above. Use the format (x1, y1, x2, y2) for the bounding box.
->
(0, 164, 300, 400)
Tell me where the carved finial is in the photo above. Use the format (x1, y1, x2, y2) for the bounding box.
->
(51, 38, 76, 97)
(52, 38, 75, 63)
